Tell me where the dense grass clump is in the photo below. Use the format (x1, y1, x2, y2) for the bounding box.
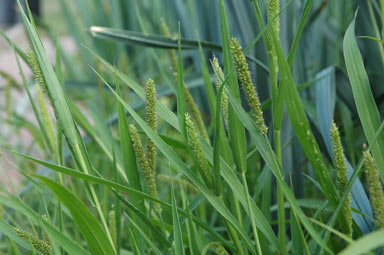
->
(2, 0, 384, 254)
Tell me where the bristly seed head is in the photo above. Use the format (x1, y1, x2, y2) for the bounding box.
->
(145, 78, 157, 173)
(27, 48, 48, 95)
(230, 38, 268, 136)
(330, 121, 353, 237)
(14, 228, 52, 255)
(185, 113, 213, 186)
(129, 124, 161, 213)
(364, 150, 384, 229)
(212, 56, 229, 127)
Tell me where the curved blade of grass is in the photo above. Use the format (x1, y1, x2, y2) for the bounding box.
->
(171, 179, 185, 254)
(219, 0, 247, 174)
(89, 27, 266, 69)
(0, 194, 91, 255)
(35, 176, 116, 255)
(115, 71, 142, 191)
(315, 67, 373, 232)
(90, 26, 222, 50)
(343, 17, 384, 176)
(338, 229, 384, 255)
(225, 89, 332, 253)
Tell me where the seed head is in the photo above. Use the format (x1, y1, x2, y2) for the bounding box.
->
(230, 38, 268, 135)
(330, 121, 352, 236)
(212, 56, 229, 127)
(129, 125, 161, 212)
(364, 150, 384, 229)
(145, 78, 157, 173)
(14, 228, 52, 255)
(27, 49, 48, 95)
(185, 113, 213, 186)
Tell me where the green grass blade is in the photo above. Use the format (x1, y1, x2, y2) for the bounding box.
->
(0, 194, 91, 255)
(177, 26, 187, 139)
(225, 89, 332, 253)
(115, 71, 142, 191)
(338, 229, 384, 255)
(343, 17, 384, 176)
(35, 176, 116, 255)
(219, 0, 247, 174)
(171, 179, 185, 254)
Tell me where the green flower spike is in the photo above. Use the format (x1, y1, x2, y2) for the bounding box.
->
(185, 113, 213, 185)
(364, 150, 384, 229)
(145, 78, 157, 173)
(212, 56, 229, 127)
(330, 121, 353, 237)
(28, 49, 56, 154)
(14, 228, 52, 255)
(129, 124, 161, 212)
(230, 38, 268, 135)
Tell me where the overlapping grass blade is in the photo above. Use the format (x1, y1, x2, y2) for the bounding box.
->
(343, 17, 384, 176)
(0, 194, 90, 255)
(35, 176, 116, 255)
(225, 89, 332, 253)
(219, 0, 247, 175)
(338, 229, 384, 255)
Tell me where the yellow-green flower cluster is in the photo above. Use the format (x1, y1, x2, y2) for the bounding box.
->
(145, 79, 157, 173)
(14, 228, 52, 255)
(212, 56, 229, 127)
(129, 124, 160, 212)
(330, 121, 352, 237)
(268, 0, 280, 67)
(230, 38, 268, 136)
(364, 150, 384, 229)
(185, 113, 213, 186)
(27, 49, 48, 94)
(268, 0, 280, 38)
(28, 49, 57, 154)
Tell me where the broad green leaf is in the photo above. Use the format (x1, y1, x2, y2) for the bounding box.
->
(35, 176, 116, 255)
(219, 0, 247, 174)
(338, 229, 384, 255)
(343, 18, 384, 177)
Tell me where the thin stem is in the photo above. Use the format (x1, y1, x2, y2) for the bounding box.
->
(218, 196, 245, 255)
(241, 172, 263, 255)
